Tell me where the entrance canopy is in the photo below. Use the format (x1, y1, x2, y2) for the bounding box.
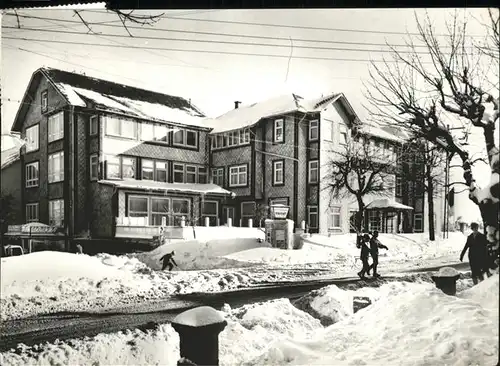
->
(365, 198, 414, 211)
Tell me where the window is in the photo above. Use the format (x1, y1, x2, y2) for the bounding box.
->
(309, 120, 319, 141)
(273, 160, 284, 185)
(339, 124, 347, 145)
(90, 154, 99, 181)
(212, 129, 250, 150)
(229, 165, 248, 187)
(48, 151, 64, 183)
(198, 167, 208, 184)
(26, 203, 39, 223)
(106, 155, 121, 179)
(155, 161, 168, 182)
(186, 165, 197, 183)
(172, 198, 190, 226)
(308, 160, 319, 184)
(141, 159, 154, 180)
(104, 116, 137, 139)
(414, 213, 423, 232)
(270, 198, 288, 207)
(244, 129, 251, 143)
(25, 162, 39, 188)
(49, 199, 64, 227)
(129, 196, 149, 219)
(121, 157, 136, 179)
(141, 123, 154, 141)
(323, 119, 333, 142)
(274, 119, 284, 143)
(368, 211, 380, 232)
(173, 128, 198, 148)
(25, 125, 39, 152)
(307, 206, 318, 229)
(151, 198, 170, 226)
(154, 124, 168, 142)
(41, 90, 48, 113)
(88, 115, 98, 136)
(328, 206, 342, 229)
(202, 201, 218, 226)
(395, 176, 402, 196)
(48, 112, 64, 142)
(212, 168, 224, 186)
(174, 163, 185, 183)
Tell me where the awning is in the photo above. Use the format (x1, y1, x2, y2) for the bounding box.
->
(365, 198, 414, 211)
(99, 179, 233, 196)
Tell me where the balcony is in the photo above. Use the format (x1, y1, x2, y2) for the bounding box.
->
(115, 217, 187, 239)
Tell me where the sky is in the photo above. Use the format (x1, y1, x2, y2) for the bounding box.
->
(1, 6, 497, 222)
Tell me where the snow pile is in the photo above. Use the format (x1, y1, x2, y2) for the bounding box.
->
(249, 275, 499, 366)
(134, 234, 268, 271)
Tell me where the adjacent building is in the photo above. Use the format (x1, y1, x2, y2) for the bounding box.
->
(3, 68, 447, 252)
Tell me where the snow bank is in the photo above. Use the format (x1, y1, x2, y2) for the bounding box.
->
(250, 275, 499, 366)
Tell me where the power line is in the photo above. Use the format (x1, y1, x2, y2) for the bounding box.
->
(3, 36, 437, 64)
(3, 12, 461, 49)
(84, 10, 485, 38)
(2, 26, 470, 56)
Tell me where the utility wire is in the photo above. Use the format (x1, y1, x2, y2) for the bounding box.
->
(2, 26, 472, 56)
(2, 36, 437, 64)
(3, 13, 462, 49)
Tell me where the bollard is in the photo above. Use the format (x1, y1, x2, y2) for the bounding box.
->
(431, 267, 461, 296)
(353, 296, 372, 313)
(205, 217, 210, 227)
(227, 218, 232, 227)
(180, 216, 186, 228)
(248, 218, 253, 228)
(171, 306, 227, 366)
(300, 220, 306, 230)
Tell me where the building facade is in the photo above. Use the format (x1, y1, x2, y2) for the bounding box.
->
(4, 68, 447, 252)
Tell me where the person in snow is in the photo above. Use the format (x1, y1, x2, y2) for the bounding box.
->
(368, 230, 388, 278)
(357, 234, 372, 279)
(460, 222, 490, 284)
(160, 251, 178, 271)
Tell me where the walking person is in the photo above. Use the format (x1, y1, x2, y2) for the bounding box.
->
(160, 251, 178, 271)
(357, 234, 372, 280)
(460, 222, 489, 285)
(368, 230, 389, 278)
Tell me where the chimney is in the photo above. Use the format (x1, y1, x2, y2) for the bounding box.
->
(234, 101, 241, 109)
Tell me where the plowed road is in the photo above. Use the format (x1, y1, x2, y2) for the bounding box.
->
(0, 262, 470, 352)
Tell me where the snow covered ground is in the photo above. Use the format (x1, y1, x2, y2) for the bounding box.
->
(2, 274, 497, 366)
(1, 231, 470, 320)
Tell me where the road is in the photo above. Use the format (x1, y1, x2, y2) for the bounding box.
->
(0, 261, 470, 353)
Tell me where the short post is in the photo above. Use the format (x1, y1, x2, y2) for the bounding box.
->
(431, 267, 461, 296)
(205, 217, 210, 227)
(227, 218, 232, 227)
(171, 306, 227, 366)
(300, 220, 306, 230)
(180, 216, 186, 228)
(248, 218, 253, 228)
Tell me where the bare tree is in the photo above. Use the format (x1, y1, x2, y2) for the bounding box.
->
(365, 9, 499, 252)
(400, 137, 447, 241)
(323, 133, 399, 232)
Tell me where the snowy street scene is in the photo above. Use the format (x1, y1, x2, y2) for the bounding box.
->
(1, 5, 499, 366)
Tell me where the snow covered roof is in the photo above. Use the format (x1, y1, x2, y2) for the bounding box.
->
(365, 198, 414, 211)
(13, 68, 209, 131)
(99, 179, 233, 196)
(359, 123, 404, 143)
(1, 134, 25, 169)
(204, 92, 341, 134)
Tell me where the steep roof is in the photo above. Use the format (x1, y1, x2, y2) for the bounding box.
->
(13, 68, 209, 131)
(204, 92, 346, 134)
(1, 134, 25, 169)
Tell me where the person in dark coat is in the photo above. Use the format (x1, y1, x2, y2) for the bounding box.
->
(460, 222, 490, 284)
(160, 251, 178, 271)
(357, 234, 372, 279)
(368, 230, 388, 278)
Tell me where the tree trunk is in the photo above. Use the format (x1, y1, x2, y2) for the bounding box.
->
(426, 167, 436, 241)
(356, 196, 365, 233)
